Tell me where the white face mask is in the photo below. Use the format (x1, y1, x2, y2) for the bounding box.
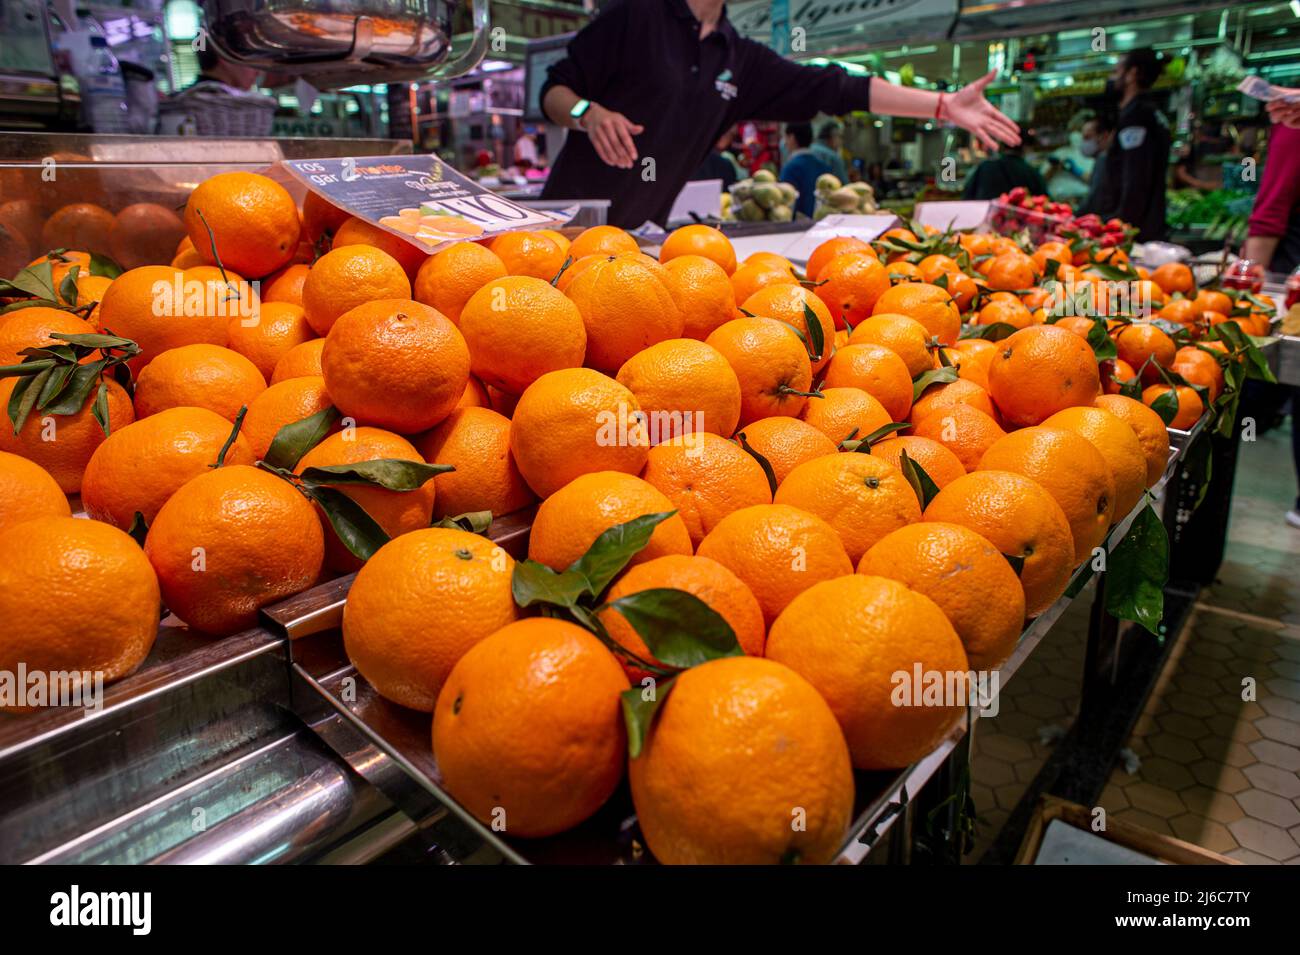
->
(1080, 138, 1100, 158)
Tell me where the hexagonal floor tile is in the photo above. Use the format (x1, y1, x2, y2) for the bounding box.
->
(1098, 783, 1130, 811)
(1250, 739, 1300, 772)
(1269, 659, 1300, 682)
(1123, 781, 1186, 819)
(1265, 677, 1300, 702)
(1190, 760, 1251, 793)
(1226, 847, 1282, 864)
(1178, 785, 1245, 824)
(972, 754, 1017, 788)
(1164, 691, 1220, 719)
(1139, 755, 1197, 791)
(979, 733, 1035, 763)
(1258, 694, 1300, 721)
(1227, 817, 1299, 861)
(1158, 711, 1213, 741)
(1237, 789, 1300, 829)
(1242, 764, 1300, 800)
(1113, 808, 1174, 836)
(993, 782, 1027, 812)
(1254, 716, 1300, 747)
(1169, 812, 1238, 854)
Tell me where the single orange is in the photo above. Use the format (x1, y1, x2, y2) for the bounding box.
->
(814, 253, 890, 328)
(640, 432, 772, 547)
(225, 300, 316, 380)
(799, 386, 893, 446)
(736, 415, 837, 485)
(740, 283, 836, 375)
(821, 342, 913, 422)
(848, 313, 933, 378)
(0, 451, 70, 532)
(660, 254, 737, 340)
(870, 435, 966, 489)
(490, 230, 567, 281)
(1094, 393, 1170, 487)
(133, 343, 266, 422)
(871, 282, 961, 346)
(1041, 406, 1148, 516)
(705, 317, 813, 426)
(270, 338, 325, 383)
(986, 324, 1101, 427)
(1142, 384, 1204, 431)
(412, 241, 508, 324)
(459, 276, 587, 396)
(184, 172, 300, 278)
(301, 244, 411, 336)
(332, 216, 428, 279)
(566, 254, 683, 372)
(615, 337, 741, 440)
(659, 223, 736, 274)
(413, 406, 535, 519)
(568, 224, 640, 260)
(241, 374, 335, 460)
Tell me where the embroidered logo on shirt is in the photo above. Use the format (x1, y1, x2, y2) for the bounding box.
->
(715, 69, 738, 101)
(1118, 126, 1147, 150)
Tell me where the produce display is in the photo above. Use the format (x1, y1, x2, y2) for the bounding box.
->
(986, 187, 1135, 247)
(0, 174, 1277, 865)
(813, 173, 878, 220)
(725, 169, 798, 223)
(1165, 187, 1256, 244)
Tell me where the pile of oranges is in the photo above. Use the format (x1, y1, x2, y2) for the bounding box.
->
(0, 170, 1274, 865)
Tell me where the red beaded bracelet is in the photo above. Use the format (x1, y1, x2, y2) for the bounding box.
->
(935, 92, 947, 121)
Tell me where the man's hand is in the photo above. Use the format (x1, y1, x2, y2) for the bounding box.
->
(1266, 91, 1300, 129)
(583, 103, 645, 169)
(943, 70, 1022, 151)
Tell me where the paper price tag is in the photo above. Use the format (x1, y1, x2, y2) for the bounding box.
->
(281, 155, 565, 253)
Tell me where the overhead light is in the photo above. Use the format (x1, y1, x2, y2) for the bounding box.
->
(1292, 0, 1300, 16)
(480, 59, 514, 72)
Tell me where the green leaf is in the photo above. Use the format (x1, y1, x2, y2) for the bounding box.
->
(1149, 387, 1179, 425)
(958, 321, 1018, 342)
(859, 420, 910, 447)
(511, 559, 591, 610)
(897, 448, 941, 509)
(300, 484, 391, 561)
(1004, 553, 1026, 577)
(1118, 374, 1144, 400)
(127, 512, 149, 548)
(432, 510, 494, 534)
(912, 365, 959, 402)
(734, 430, 779, 497)
(298, 457, 452, 491)
(88, 252, 124, 279)
(5, 260, 58, 300)
(1104, 502, 1168, 634)
(43, 363, 104, 416)
(621, 677, 676, 760)
(569, 511, 676, 599)
(36, 361, 76, 409)
(50, 331, 137, 351)
(90, 381, 112, 435)
(1042, 257, 1062, 282)
(7, 368, 47, 433)
(1088, 260, 1139, 283)
(1087, 320, 1118, 361)
(603, 587, 742, 669)
(802, 302, 825, 361)
(58, 264, 80, 306)
(262, 406, 340, 470)
(1064, 564, 1094, 599)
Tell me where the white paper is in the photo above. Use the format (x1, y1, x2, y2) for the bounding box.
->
(776, 213, 901, 264)
(913, 200, 991, 232)
(667, 179, 723, 225)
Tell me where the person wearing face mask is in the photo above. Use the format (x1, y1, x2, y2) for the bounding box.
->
(1044, 111, 1097, 202)
(1076, 112, 1117, 217)
(1089, 48, 1171, 241)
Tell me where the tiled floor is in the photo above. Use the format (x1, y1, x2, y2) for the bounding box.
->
(970, 418, 1300, 863)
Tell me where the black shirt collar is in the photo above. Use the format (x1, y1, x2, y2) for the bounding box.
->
(666, 0, 736, 45)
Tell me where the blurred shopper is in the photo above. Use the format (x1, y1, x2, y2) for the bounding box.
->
(1174, 119, 1232, 192)
(539, 0, 1018, 226)
(778, 122, 831, 217)
(963, 125, 1046, 200)
(1088, 48, 1171, 241)
(514, 126, 543, 170)
(159, 46, 275, 136)
(811, 119, 850, 183)
(1077, 112, 1117, 217)
(690, 128, 742, 187)
(865, 161, 889, 198)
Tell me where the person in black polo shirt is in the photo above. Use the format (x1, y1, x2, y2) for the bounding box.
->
(540, 0, 1020, 227)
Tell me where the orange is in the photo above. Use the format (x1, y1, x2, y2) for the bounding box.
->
(568, 224, 640, 260)
(489, 230, 566, 281)
(0, 451, 70, 532)
(799, 386, 892, 446)
(766, 574, 968, 769)
(343, 526, 518, 711)
(660, 254, 737, 340)
(412, 241, 507, 324)
(1094, 394, 1170, 487)
(976, 297, 1033, 330)
(332, 216, 427, 279)
(0, 305, 96, 365)
(615, 338, 741, 440)
(271, 338, 325, 383)
(0, 516, 159, 709)
(434, 617, 628, 837)
(261, 263, 311, 306)
(458, 276, 587, 396)
(705, 317, 813, 426)
(1150, 262, 1194, 298)
(170, 240, 204, 270)
(848, 313, 933, 378)
(1031, 241, 1072, 273)
(301, 244, 411, 336)
(184, 172, 300, 278)
(144, 464, 323, 635)
(509, 368, 649, 498)
(659, 223, 736, 274)
(537, 229, 571, 255)
(729, 259, 797, 305)
(696, 503, 853, 627)
(28, 250, 92, 289)
(224, 301, 316, 381)
(1102, 357, 1138, 394)
(911, 378, 998, 425)
(917, 254, 960, 283)
(565, 255, 682, 372)
(1054, 314, 1097, 338)
(640, 433, 772, 547)
(1142, 384, 1204, 431)
(241, 375, 333, 460)
(82, 407, 256, 529)
(872, 282, 961, 346)
(741, 251, 797, 272)
(1194, 288, 1233, 317)
(0, 376, 133, 493)
(629, 655, 853, 864)
(1171, 345, 1224, 402)
(302, 191, 350, 245)
(985, 251, 1037, 291)
(822, 343, 913, 422)
(814, 253, 890, 328)
(977, 426, 1117, 563)
(109, 202, 187, 270)
(413, 407, 535, 519)
(774, 451, 921, 563)
(806, 236, 874, 282)
(321, 298, 469, 434)
(295, 426, 436, 572)
(527, 470, 692, 571)
(1159, 298, 1201, 326)
(598, 554, 766, 681)
(457, 376, 489, 409)
(1041, 406, 1148, 517)
(41, 203, 115, 257)
(735, 416, 837, 485)
(986, 324, 1101, 428)
(1115, 322, 1176, 383)
(910, 404, 1005, 472)
(740, 283, 836, 375)
(859, 522, 1024, 670)
(923, 470, 1075, 617)
(870, 435, 966, 489)
(133, 343, 267, 421)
